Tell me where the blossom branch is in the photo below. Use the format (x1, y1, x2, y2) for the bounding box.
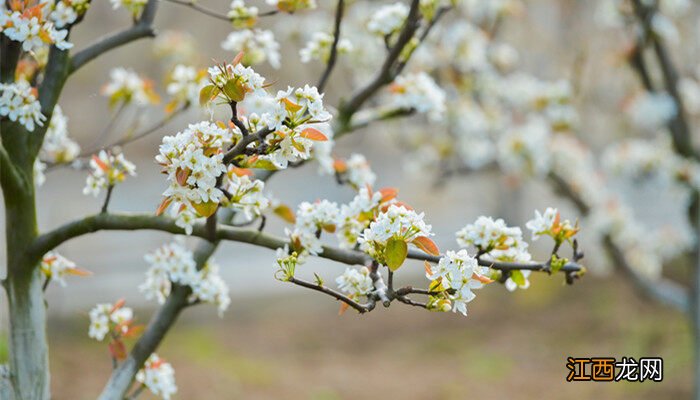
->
(317, 0, 345, 92)
(29, 212, 584, 276)
(162, 0, 277, 22)
(337, 0, 421, 126)
(70, 0, 159, 74)
(548, 172, 690, 313)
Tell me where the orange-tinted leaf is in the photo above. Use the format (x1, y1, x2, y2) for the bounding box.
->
(273, 204, 296, 224)
(109, 340, 127, 360)
(155, 197, 172, 216)
(333, 158, 347, 173)
(300, 127, 328, 141)
(111, 299, 126, 313)
(322, 223, 336, 233)
(229, 167, 252, 177)
(379, 187, 398, 203)
(123, 324, 145, 339)
(232, 51, 245, 66)
(413, 236, 440, 256)
(66, 267, 92, 277)
(424, 260, 432, 276)
(91, 155, 109, 171)
(338, 301, 350, 316)
(175, 168, 190, 186)
(282, 97, 302, 113)
(472, 273, 494, 284)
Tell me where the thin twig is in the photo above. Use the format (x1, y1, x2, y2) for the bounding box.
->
(101, 185, 115, 214)
(287, 276, 370, 313)
(317, 0, 345, 92)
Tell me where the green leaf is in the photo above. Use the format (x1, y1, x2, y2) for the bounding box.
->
(385, 238, 408, 271)
(550, 255, 568, 274)
(199, 84, 218, 106)
(510, 270, 526, 287)
(223, 79, 246, 102)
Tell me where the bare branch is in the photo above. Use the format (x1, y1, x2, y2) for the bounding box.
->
(317, 0, 345, 92)
(70, 0, 159, 74)
(162, 0, 277, 22)
(287, 275, 371, 313)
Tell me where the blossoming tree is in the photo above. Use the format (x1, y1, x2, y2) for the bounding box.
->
(18, 0, 700, 398)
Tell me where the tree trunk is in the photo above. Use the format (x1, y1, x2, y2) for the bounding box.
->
(1, 136, 49, 400)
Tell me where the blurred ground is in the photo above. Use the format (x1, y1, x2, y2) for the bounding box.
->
(38, 274, 690, 400)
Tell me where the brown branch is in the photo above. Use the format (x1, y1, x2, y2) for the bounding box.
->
(317, 0, 345, 92)
(162, 0, 278, 22)
(287, 276, 371, 313)
(70, 0, 159, 74)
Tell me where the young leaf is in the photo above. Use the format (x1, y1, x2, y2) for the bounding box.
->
(300, 127, 328, 141)
(412, 236, 440, 256)
(109, 340, 127, 360)
(192, 201, 219, 218)
(510, 270, 526, 287)
(155, 197, 172, 216)
(385, 238, 408, 271)
(199, 84, 218, 106)
(273, 204, 296, 223)
(223, 79, 246, 102)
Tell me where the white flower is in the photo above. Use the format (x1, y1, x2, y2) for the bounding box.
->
(497, 117, 552, 176)
(221, 29, 281, 69)
(136, 354, 178, 400)
(88, 302, 134, 341)
(525, 207, 558, 240)
(299, 31, 353, 63)
(110, 0, 148, 17)
(0, 80, 46, 132)
(456, 216, 531, 261)
(101, 67, 158, 107)
(166, 64, 205, 106)
(426, 250, 491, 316)
(40, 251, 84, 287)
(336, 267, 373, 297)
(141, 241, 230, 315)
(39, 105, 80, 163)
(389, 72, 446, 121)
(286, 200, 339, 256)
(368, 2, 409, 37)
(358, 205, 433, 261)
(345, 154, 377, 189)
(83, 150, 136, 197)
(3, 10, 73, 52)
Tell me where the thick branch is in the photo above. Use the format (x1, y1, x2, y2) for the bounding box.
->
(70, 0, 159, 74)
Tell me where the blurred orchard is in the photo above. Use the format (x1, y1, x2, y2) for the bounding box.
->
(0, 0, 699, 399)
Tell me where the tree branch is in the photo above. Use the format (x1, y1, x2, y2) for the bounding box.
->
(287, 275, 372, 313)
(337, 0, 422, 125)
(70, 0, 160, 74)
(317, 0, 345, 92)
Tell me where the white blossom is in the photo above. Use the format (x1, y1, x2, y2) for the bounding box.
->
(0, 80, 46, 132)
(136, 354, 178, 400)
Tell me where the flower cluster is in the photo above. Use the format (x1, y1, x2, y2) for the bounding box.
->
(358, 204, 434, 270)
(110, 0, 148, 18)
(83, 151, 136, 197)
(101, 68, 160, 108)
(267, 0, 317, 13)
(140, 240, 231, 315)
(165, 64, 207, 110)
(221, 29, 281, 68)
(333, 153, 377, 190)
(336, 267, 374, 298)
(0, 80, 45, 131)
(388, 73, 446, 121)
(39, 105, 80, 163)
(336, 187, 384, 249)
(367, 2, 408, 37)
(425, 250, 493, 316)
(286, 200, 340, 256)
(228, 0, 259, 28)
(40, 251, 89, 287)
(88, 300, 136, 342)
(456, 216, 531, 262)
(135, 354, 178, 400)
(222, 167, 270, 219)
(155, 121, 237, 230)
(299, 31, 353, 64)
(525, 207, 578, 243)
(1, 2, 74, 53)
